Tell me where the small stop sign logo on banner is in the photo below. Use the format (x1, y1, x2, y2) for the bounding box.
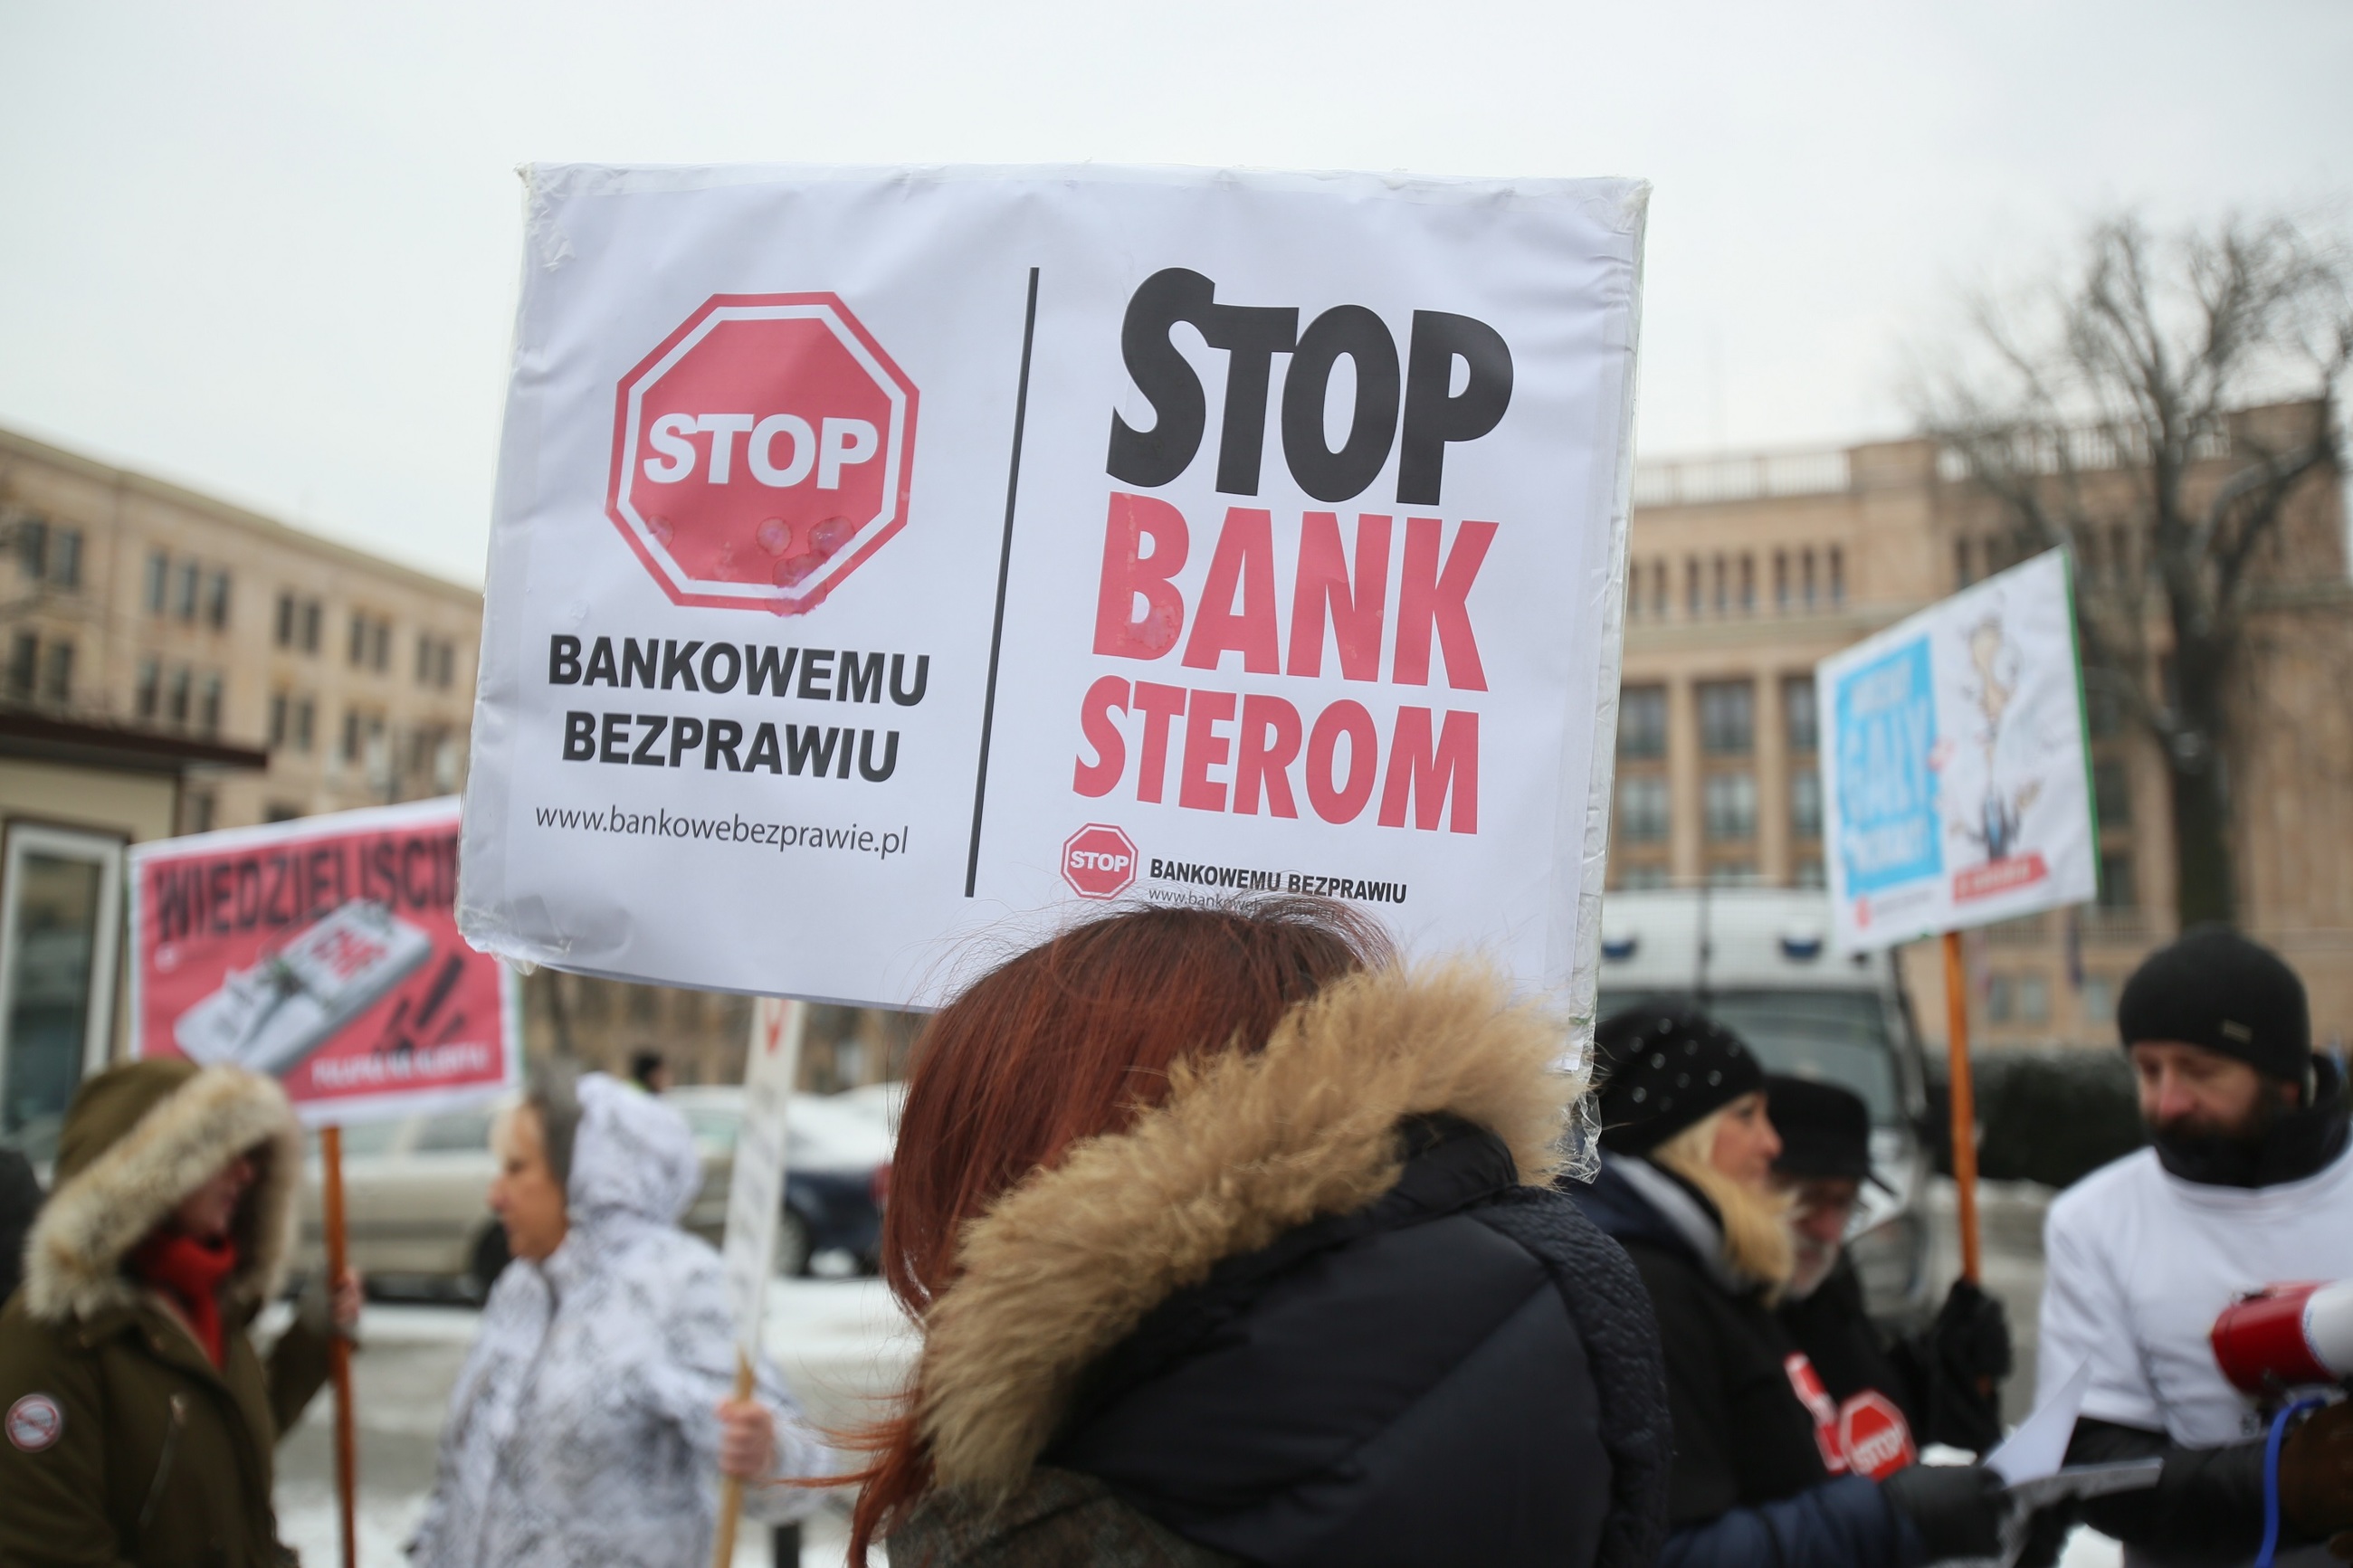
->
(607, 293, 918, 615)
(1062, 824, 1138, 900)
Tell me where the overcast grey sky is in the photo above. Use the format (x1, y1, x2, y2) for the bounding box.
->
(2, 1, 2346, 585)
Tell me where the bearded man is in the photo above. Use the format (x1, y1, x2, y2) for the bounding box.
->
(2041, 925, 2353, 1567)
(1769, 1075, 2011, 1469)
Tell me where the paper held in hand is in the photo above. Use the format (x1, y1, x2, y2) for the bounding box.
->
(720, 998, 805, 1354)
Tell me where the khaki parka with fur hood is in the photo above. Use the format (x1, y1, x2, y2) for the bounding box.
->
(0, 1059, 335, 1568)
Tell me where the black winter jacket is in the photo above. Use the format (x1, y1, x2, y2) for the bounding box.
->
(1053, 1117, 1668, 1567)
(891, 967, 1672, 1568)
(1571, 1155, 1923, 1568)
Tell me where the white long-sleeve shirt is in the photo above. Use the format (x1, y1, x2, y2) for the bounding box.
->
(2038, 1139, 2353, 1448)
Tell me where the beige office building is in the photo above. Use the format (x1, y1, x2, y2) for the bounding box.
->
(1615, 405, 2353, 1051)
(1, 425, 481, 832)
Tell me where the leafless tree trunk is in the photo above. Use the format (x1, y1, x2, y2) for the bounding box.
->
(1910, 215, 2349, 927)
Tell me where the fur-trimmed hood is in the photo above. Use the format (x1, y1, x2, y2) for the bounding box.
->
(23, 1059, 301, 1326)
(916, 963, 1581, 1502)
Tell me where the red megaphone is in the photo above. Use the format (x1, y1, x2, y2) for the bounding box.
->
(2211, 1281, 2353, 1395)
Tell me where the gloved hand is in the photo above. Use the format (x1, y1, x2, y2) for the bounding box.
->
(2282, 1401, 2353, 1542)
(1930, 1278, 2013, 1387)
(1881, 1462, 2007, 1563)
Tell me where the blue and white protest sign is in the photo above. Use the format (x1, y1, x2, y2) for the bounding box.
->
(1817, 550, 2098, 952)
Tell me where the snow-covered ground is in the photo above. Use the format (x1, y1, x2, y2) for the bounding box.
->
(276, 1182, 2128, 1568)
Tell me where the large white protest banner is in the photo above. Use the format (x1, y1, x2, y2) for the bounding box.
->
(1817, 549, 2099, 954)
(458, 165, 1648, 1008)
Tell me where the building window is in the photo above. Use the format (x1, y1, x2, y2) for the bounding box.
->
(269, 691, 290, 747)
(1784, 676, 1817, 753)
(1794, 856, 1825, 889)
(1986, 974, 2014, 1023)
(265, 802, 304, 824)
(41, 641, 71, 705)
(417, 635, 437, 684)
(2093, 759, 2131, 827)
(145, 551, 169, 613)
(1829, 546, 1845, 606)
(173, 560, 200, 621)
(349, 613, 369, 667)
(1801, 548, 1817, 609)
(14, 518, 45, 580)
(1706, 862, 1757, 888)
(196, 675, 223, 737)
(182, 792, 216, 835)
(1618, 863, 1671, 891)
(136, 658, 161, 720)
(205, 571, 232, 631)
(1703, 772, 1758, 841)
(1698, 680, 1754, 755)
(2085, 687, 2124, 738)
(1738, 554, 1755, 613)
(1955, 537, 1973, 589)
(1618, 776, 1670, 842)
(166, 667, 192, 727)
(1652, 561, 1669, 618)
(1790, 769, 1823, 839)
(293, 697, 315, 752)
(2018, 974, 2050, 1024)
(1685, 557, 1701, 617)
(52, 527, 81, 590)
(5, 632, 35, 699)
(1711, 555, 1728, 614)
(301, 600, 322, 654)
(343, 708, 362, 762)
(2082, 975, 2115, 1024)
(1774, 551, 1789, 611)
(1619, 685, 1668, 758)
(2098, 851, 2138, 910)
(276, 593, 296, 648)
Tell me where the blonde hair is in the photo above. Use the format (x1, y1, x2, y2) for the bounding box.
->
(1651, 1105, 1795, 1296)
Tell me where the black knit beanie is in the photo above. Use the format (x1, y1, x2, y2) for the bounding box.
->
(1596, 1000, 1765, 1155)
(2117, 924, 2310, 1084)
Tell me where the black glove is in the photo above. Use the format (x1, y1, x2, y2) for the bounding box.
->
(1915, 1279, 2012, 1454)
(2283, 1402, 2353, 1543)
(1931, 1278, 2013, 1386)
(1881, 1462, 2006, 1563)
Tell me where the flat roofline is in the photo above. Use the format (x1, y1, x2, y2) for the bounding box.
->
(0, 424, 481, 604)
(0, 708, 271, 775)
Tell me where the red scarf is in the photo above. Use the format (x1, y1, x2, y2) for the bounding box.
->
(128, 1231, 238, 1367)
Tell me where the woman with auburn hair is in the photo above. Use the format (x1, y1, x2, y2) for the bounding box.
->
(862, 898, 1671, 1568)
(1569, 1001, 2011, 1568)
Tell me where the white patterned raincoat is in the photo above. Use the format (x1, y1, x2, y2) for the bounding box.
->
(409, 1075, 834, 1567)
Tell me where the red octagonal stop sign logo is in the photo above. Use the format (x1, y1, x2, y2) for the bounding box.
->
(607, 293, 918, 614)
(1062, 824, 1138, 900)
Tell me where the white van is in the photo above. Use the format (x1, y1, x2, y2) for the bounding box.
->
(1596, 888, 1936, 1330)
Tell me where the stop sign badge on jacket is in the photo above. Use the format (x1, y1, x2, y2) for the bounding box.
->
(606, 293, 918, 614)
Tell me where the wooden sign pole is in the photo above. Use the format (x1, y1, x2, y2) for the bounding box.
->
(320, 1125, 359, 1568)
(711, 1349, 755, 1567)
(1940, 930, 1983, 1283)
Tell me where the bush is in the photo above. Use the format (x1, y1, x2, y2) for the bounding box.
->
(1927, 1049, 2147, 1190)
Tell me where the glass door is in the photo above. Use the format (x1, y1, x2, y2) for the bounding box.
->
(0, 822, 126, 1164)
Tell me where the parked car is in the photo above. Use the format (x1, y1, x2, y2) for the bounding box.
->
(664, 1085, 891, 1280)
(295, 1085, 895, 1298)
(1596, 888, 1937, 1331)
